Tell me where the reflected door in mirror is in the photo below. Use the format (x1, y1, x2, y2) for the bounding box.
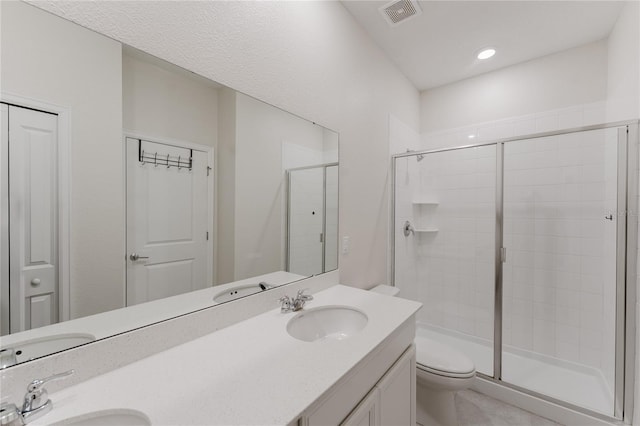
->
(126, 138, 211, 305)
(287, 164, 338, 276)
(2, 104, 59, 334)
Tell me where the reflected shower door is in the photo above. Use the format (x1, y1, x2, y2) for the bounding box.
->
(501, 127, 621, 416)
(324, 165, 339, 272)
(288, 167, 324, 276)
(394, 145, 496, 377)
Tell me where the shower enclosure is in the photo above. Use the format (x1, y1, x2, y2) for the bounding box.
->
(286, 163, 338, 276)
(392, 122, 638, 422)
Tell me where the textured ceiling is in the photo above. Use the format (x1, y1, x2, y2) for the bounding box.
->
(28, 0, 625, 94)
(342, 1, 625, 90)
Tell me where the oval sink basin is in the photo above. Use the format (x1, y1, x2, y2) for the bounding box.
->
(286, 306, 368, 342)
(52, 409, 150, 426)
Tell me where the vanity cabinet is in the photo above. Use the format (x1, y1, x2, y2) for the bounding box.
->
(300, 344, 416, 426)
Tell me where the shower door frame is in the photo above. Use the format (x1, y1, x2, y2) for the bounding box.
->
(390, 120, 639, 423)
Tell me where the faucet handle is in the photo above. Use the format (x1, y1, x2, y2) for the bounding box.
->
(27, 370, 74, 393)
(279, 295, 292, 313)
(296, 289, 313, 301)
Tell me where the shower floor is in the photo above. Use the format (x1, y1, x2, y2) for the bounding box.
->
(415, 324, 613, 416)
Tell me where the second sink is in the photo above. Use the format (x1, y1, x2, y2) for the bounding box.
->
(286, 306, 368, 342)
(52, 409, 150, 426)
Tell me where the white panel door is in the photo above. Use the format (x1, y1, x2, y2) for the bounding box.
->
(126, 138, 209, 306)
(7, 105, 59, 333)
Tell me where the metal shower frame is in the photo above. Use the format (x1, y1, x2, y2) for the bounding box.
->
(390, 120, 640, 423)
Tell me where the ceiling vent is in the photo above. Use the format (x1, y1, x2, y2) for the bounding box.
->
(380, 0, 422, 27)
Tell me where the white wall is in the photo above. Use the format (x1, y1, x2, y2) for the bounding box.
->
(27, 0, 421, 290)
(122, 52, 219, 149)
(420, 40, 608, 133)
(1, 1, 123, 319)
(216, 88, 237, 285)
(234, 92, 328, 280)
(606, 1, 640, 123)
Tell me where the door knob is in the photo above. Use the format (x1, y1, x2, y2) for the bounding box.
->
(30, 278, 41, 287)
(129, 253, 149, 261)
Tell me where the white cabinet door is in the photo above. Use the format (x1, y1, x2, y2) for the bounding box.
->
(378, 345, 416, 426)
(126, 137, 210, 305)
(301, 344, 416, 426)
(341, 388, 380, 426)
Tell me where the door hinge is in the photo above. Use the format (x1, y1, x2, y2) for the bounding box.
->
(320, 233, 324, 243)
(207, 166, 212, 176)
(500, 247, 507, 263)
(206, 231, 209, 241)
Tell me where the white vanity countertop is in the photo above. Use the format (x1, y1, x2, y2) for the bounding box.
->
(33, 284, 422, 426)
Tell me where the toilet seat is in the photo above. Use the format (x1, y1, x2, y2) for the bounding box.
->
(415, 336, 475, 378)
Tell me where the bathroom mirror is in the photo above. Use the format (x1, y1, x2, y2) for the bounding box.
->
(0, 1, 338, 368)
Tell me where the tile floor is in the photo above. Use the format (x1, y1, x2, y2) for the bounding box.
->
(456, 390, 563, 426)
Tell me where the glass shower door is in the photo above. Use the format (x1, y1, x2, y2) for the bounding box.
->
(501, 127, 621, 416)
(394, 145, 496, 377)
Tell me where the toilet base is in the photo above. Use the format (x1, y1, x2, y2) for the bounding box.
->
(416, 382, 459, 426)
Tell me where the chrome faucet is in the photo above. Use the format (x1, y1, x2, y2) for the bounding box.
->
(258, 281, 273, 291)
(279, 289, 313, 313)
(0, 370, 74, 425)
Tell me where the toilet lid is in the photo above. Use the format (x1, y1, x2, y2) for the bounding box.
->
(415, 337, 475, 377)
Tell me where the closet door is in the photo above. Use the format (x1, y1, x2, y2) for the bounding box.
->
(8, 105, 59, 332)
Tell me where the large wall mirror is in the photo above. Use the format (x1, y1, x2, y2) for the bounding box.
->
(0, 1, 338, 368)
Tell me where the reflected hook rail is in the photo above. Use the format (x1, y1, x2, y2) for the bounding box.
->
(138, 139, 192, 170)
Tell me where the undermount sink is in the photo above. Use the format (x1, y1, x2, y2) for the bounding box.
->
(52, 409, 150, 426)
(286, 305, 368, 342)
(213, 283, 271, 303)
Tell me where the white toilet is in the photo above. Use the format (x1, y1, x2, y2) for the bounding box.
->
(415, 337, 475, 426)
(370, 285, 476, 426)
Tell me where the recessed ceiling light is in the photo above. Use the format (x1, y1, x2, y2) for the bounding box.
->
(477, 48, 496, 60)
(468, 134, 476, 139)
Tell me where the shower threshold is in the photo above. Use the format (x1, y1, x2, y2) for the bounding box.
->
(415, 323, 613, 416)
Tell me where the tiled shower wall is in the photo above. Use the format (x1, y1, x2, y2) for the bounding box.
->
(395, 146, 497, 341)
